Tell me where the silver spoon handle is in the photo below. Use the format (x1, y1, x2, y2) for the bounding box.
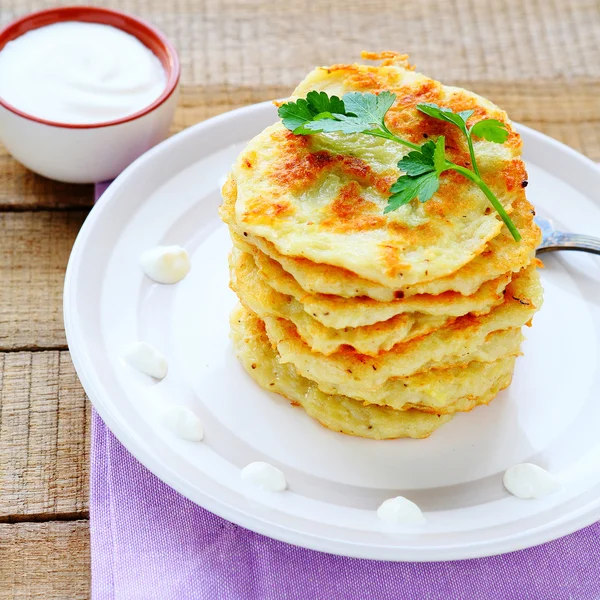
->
(537, 232, 600, 255)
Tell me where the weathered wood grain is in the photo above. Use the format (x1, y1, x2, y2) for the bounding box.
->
(3, 0, 599, 85)
(0, 352, 90, 520)
(0, 521, 90, 600)
(0, 153, 93, 210)
(0, 211, 88, 350)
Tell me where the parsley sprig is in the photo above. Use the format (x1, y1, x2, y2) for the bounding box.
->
(278, 92, 521, 241)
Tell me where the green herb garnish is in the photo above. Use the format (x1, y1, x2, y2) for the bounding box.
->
(278, 92, 520, 241)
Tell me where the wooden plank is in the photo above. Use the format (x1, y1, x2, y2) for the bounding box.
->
(0, 352, 89, 519)
(0, 153, 93, 210)
(38, 0, 596, 86)
(0, 211, 88, 350)
(0, 521, 90, 600)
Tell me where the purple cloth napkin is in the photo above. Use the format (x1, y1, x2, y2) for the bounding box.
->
(90, 183, 600, 600)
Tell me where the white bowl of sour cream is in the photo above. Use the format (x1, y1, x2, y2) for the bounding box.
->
(0, 6, 180, 183)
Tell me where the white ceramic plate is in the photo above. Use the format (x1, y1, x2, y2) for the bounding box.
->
(64, 101, 600, 561)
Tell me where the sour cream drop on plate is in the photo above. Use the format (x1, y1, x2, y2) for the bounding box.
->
(162, 406, 204, 442)
(124, 341, 168, 379)
(241, 462, 287, 492)
(0, 22, 166, 124)
(141, 246, 191, 284)
(377, 496, 426, 525)
(503, 463, 561, 499)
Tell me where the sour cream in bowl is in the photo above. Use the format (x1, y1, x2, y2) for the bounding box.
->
(0, 6, 180, 183)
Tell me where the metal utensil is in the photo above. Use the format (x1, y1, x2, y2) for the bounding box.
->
(535, 216, 600, 255)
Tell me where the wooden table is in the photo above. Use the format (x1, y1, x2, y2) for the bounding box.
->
(0, 0, 598, 597)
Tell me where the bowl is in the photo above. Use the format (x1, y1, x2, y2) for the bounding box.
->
(0, 6, 180, 184)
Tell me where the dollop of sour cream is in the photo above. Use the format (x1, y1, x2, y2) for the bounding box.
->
(141, 246, 191, 284)
(503, 463, 561, 499)
(241, 462, 287, 492)
(124, 341, 168, 379)
(377, 496, 426, 525)
(162, 405, 204, 442)
(0, 22, 166, 124)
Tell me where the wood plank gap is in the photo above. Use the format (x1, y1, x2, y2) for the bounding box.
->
(0, 512, 89, 524)
(0, 346, 69, 353)
(0, 205, 93, 213)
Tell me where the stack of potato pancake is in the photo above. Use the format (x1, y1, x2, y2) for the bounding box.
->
(220, 53, 543, 440)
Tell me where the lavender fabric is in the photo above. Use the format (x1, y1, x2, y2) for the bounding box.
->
(90, 183, 600, 599)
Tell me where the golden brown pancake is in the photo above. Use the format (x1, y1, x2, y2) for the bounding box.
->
(231, 243, 510, 329)
(230, 305, 454, 439)
(230, 247, 455, 355)
(261, 265, 541, 394)
(222, 178, 540, 302)
(221, 52, 544, 440)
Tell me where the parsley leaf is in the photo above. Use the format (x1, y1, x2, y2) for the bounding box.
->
(277, 92, 346, 133)
(417, 102, 469, 131)
(279, 91, 398, 136)
(397, 136, 447, 178)
(397, 140, 437, 176)
(384, 172, 440, 213)
(305, 90, 347, 115)
(279, 90, 420, 150)
(304, 91, 398, 135)
(301, 114, 377, 135)
(278, 98, 316, 132)
(391, 136, 447, 210)
(470, 118, 509, 143)
(342, 91, 396, 125)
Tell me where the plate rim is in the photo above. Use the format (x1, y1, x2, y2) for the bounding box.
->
(64, 100, 600, 561)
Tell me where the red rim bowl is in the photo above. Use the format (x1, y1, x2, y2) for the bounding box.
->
(0, 6, 181, 129)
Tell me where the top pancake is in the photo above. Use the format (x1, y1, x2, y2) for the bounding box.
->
(228, 52, 528, 288)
